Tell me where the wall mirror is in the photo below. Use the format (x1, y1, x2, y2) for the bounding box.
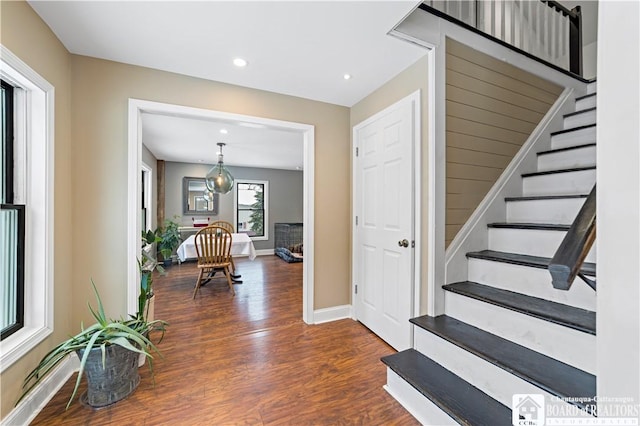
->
(183, 177, 219, 215)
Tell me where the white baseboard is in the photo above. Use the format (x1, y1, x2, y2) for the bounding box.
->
(2, 354, 78, 426)
(232, 249, 274, 258)
(313, 305, 352, 324)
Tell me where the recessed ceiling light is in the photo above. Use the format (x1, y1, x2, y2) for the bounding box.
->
(233, 57, 248, 67)
(220, 128, 228, 134)
(343, 74, 352, 80)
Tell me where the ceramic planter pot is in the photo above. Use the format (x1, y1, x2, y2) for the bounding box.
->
(76, 343, 140, 408)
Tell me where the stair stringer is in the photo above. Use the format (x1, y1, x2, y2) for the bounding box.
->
(444, 88, 576, 293)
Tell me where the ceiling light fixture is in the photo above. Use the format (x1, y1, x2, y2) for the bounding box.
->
(343, 74, 352, 80)
(205, 142, 234, 194)
(233, 57, 248, 67)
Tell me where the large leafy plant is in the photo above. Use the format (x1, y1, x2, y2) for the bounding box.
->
(18, 281, 166, 409)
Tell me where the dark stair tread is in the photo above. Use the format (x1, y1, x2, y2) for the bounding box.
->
(522, 166, 596, 178)
(564, 106, 596, 118)
(488, 222, 569, 231)
(467, 249, 596, 276)
(381, 349, 512, 426)
(410, 315, 596, 411)
(551, 123, 596, 136)
(443, 281, 596, 334)
(537, 142, 596, 156)
(576, 92, 596, 101)
(505, 194, 588, 202)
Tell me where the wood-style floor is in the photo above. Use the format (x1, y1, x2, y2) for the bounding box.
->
(31, 255, 418, 425)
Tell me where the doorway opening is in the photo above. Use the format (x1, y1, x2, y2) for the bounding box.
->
(127, 99, 315, 323)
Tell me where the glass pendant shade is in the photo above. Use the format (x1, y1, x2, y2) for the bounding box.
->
(205, 143, 234, 194)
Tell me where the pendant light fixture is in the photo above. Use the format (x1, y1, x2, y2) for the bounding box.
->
(205, 142, 234, 194)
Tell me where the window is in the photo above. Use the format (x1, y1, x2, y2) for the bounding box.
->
(2, 79, 25, 341)
(0, 46, 54, 372)
(234, 180, 269, 241)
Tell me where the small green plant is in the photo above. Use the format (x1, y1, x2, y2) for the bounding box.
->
(158, 217, 181, 262)
(18, 281, 167, 410)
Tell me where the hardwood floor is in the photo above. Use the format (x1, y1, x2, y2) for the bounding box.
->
(31, 256, 418, 425)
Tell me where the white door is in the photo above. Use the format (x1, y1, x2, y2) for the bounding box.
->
(353, 93, 417, 351)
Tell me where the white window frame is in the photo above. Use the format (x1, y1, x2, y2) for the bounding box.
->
(0, 46, 55, 372)
(234, 179, 269, 242)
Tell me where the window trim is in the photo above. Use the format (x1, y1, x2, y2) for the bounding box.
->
(234, 179, 269, 242)
(0, 204, 25, 340)
(2, 79, 14, 204)
(0, 45, 55, 373)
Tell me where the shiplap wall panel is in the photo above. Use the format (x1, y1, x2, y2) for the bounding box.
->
(447, 116, 527, 144)
(447, 163, 505, 182)
(447, 193, 488, 210)
(445, 38, 563, 247)
(447, 39, 563, 95)
(447, 101, 537, 134)
(448, 71, 553, 114)
(447, 132, 522, 157)
(447, 85, 545, 123)
(447, 147, 512, 169)
(447, 55, 559, 104)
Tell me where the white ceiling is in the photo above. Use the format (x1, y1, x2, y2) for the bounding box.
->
(28, 0, 427, 169)
(141, 112, 306, 170)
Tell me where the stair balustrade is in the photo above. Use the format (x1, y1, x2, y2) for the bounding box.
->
(548, 184, 596, 290)
(420, 0, 583, 76)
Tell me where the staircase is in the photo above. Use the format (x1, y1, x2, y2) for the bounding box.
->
(382, 82, 598, 425)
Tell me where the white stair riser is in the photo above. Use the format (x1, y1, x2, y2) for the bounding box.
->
(551, 126, 596, 149)
(564, 109, 596, 128)
(522, 169, 596, 196)
(414, 328, 590, 413)
(385, 369, 457, 426)
(488, 228, 596, 261)
(444, 292, 596, 374)
(587, 82, 596, 94)
(537, 145, 597, 172)
(467, 258, 596, 311)
(576, 95, 596, 110)
(506, 197, 586, 225)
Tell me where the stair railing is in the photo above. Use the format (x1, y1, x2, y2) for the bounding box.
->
(420, 0, 583, 76)
(548, 185, 596, 291)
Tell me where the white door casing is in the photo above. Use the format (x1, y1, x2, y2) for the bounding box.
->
(127, 99, 315, 323)
(353, 91, 419, 351)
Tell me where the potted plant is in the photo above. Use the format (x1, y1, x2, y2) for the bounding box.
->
(140, 228, 166, 323)
(158, 217, 181, 267)
(17, 270, 167, 409)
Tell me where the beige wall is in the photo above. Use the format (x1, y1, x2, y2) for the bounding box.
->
(1, 1, 350, 417)
(445, 38, 563, 246)
(0, 1, 74, 417)
(350, 54, 430, 313)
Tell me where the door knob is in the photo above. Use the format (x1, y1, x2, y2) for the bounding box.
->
(398, 239, 409, 248)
